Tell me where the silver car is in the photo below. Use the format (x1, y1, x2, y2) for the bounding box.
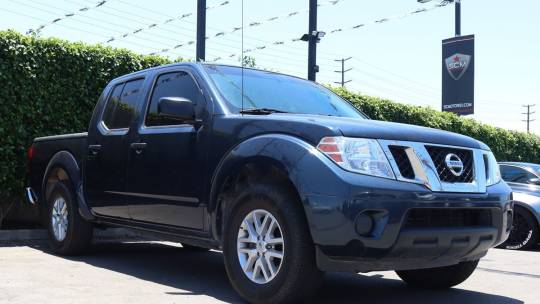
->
(499, 162, 540, 249)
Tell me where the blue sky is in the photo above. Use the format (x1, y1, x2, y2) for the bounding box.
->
(1, 0, 538, 134)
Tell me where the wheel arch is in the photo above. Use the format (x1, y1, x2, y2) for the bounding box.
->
(513, 201, 540, 229)
(208, 134, 332, 243)
(41, 151, 94, 222)
(42, 151, 80, 204)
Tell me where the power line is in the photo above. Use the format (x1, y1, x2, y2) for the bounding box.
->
(0, 6, 172, 53)
(201, 0, 451, 63)
(149, 0, 346, 56)
(334, 57, 352, 87)
(351, 58, 439, 93)
(25, 0, 109, 35)
(103, 0, 231, 44)
(522, 104, 536, 133)
(13, 0, 200, 55)
(326, 1, 450, 35)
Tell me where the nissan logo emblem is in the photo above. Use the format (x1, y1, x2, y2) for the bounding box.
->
(445, 153, 464, 177)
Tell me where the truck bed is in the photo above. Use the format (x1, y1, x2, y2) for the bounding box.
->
(28, 132, 88, 207)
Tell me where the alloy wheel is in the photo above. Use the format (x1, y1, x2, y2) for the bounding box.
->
(237, 209, 285, 284)
(51, 197, 69, 242)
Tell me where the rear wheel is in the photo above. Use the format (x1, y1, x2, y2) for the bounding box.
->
(501, 206, 539, 250)
(46, 181, 93, 255)
(222, 182, 323, 304)
(396, 260, 479, 289)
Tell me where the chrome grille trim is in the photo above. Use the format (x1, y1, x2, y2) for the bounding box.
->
(378, 140, 488, 193)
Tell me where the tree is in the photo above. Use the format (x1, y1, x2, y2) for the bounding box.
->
(240, 55, 256, 68)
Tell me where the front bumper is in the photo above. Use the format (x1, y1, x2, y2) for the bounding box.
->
(302, 173, 513, 273)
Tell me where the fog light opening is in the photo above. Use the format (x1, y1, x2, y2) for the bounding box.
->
(355, 213, 375, 237)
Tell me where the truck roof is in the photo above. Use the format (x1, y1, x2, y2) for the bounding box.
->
(109, 62, 307, 84)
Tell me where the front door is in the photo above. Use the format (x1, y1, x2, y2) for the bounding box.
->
(126, 70, 207, 230)
(85, 78, 145, 218)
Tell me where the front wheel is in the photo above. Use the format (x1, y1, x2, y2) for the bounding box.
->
(396, 260, 479, 289)
(46, 181, 93, 255)
(222, 182, 323, 304)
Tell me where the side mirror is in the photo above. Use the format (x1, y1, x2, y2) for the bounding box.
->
(527, 178, 540, 186)
(158, 97, 195, 122)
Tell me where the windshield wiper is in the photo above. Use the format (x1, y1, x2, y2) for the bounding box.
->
(239, 108, 289, 115)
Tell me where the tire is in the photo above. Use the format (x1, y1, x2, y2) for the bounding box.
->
(181, 243, 210, 252)
(222, 182, 323, 304)
(46, 180, 93, 255)
(501, 206, 539, 250)
(396, 260, 479, 289)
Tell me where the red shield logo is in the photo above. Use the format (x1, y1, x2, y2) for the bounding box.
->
(445, 53, 471, 80)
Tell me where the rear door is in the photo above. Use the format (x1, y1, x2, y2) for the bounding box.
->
(85, 78, 145, 218)
(125, 69, 208, 229)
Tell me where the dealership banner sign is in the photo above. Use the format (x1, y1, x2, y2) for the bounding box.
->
(442, 35, 475, 115)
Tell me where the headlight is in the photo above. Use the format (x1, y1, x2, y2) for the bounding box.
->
(317, 136, 395, 179)
(485, 152, 501, 186)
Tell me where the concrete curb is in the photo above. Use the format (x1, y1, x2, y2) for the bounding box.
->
(0, 228, 139, 242)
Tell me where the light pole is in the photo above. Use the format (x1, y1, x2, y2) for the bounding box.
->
(455, 0, 461, 36)
(418, 0, 461, 37)
(196, 0, 206, 61)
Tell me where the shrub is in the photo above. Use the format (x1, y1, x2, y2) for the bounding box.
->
(0, 30, 538, 202)
(0, 30, 171, 200)
(333, 87, 540, 163)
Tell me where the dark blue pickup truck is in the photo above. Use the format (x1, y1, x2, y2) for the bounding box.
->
(27, 63, 513, 304)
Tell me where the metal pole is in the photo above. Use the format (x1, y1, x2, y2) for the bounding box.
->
(455, 0, 461, 36)
(308, 0, 317, 81)
(196, 0, 206, 61)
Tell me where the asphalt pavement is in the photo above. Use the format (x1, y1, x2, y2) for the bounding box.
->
(1, 240, 538, 304)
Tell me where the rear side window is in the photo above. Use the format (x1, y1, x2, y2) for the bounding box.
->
(145, 71, 202, 126)
(102, 79, 144, 129)
(500, 165, 537, 184)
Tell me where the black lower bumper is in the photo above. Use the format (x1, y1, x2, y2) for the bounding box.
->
(302, 174, 513, 273)
(316, 226, 498, 272)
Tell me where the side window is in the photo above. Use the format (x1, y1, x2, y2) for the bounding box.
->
(145, 71, 202, 127)
(500, 166, 536, 184)
(102, 79, 144, 129)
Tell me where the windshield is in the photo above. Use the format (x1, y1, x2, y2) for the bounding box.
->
(204, 65, 365, 118)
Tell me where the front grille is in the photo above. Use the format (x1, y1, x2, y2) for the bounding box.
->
(425, 146, 474, 183)
(389, 146, 415, 179)
(404, 208, 492, 228)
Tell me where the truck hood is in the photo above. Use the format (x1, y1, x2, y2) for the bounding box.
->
(264, 114, 488, 150)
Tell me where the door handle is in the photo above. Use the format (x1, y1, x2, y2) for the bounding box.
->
(130, 142, 147, 155)
(88, 144, 102, 156)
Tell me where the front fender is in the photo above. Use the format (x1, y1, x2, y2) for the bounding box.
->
(208, 134, 349, 240)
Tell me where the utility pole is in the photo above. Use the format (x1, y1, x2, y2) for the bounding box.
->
(522, 104, 536, 133)
(455, 0, 461, 36)
(334, 57, 352, 87)
(307, 0, 318, 81)
(196, 0, 206, 61)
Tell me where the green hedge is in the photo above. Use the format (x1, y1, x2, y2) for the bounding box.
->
(0, 30, 539, 201)
(0, 30, 171, 199)
(333, 88, 540, 163)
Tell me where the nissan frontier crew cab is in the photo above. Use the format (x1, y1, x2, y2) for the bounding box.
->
(27, 63, 513, 304)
